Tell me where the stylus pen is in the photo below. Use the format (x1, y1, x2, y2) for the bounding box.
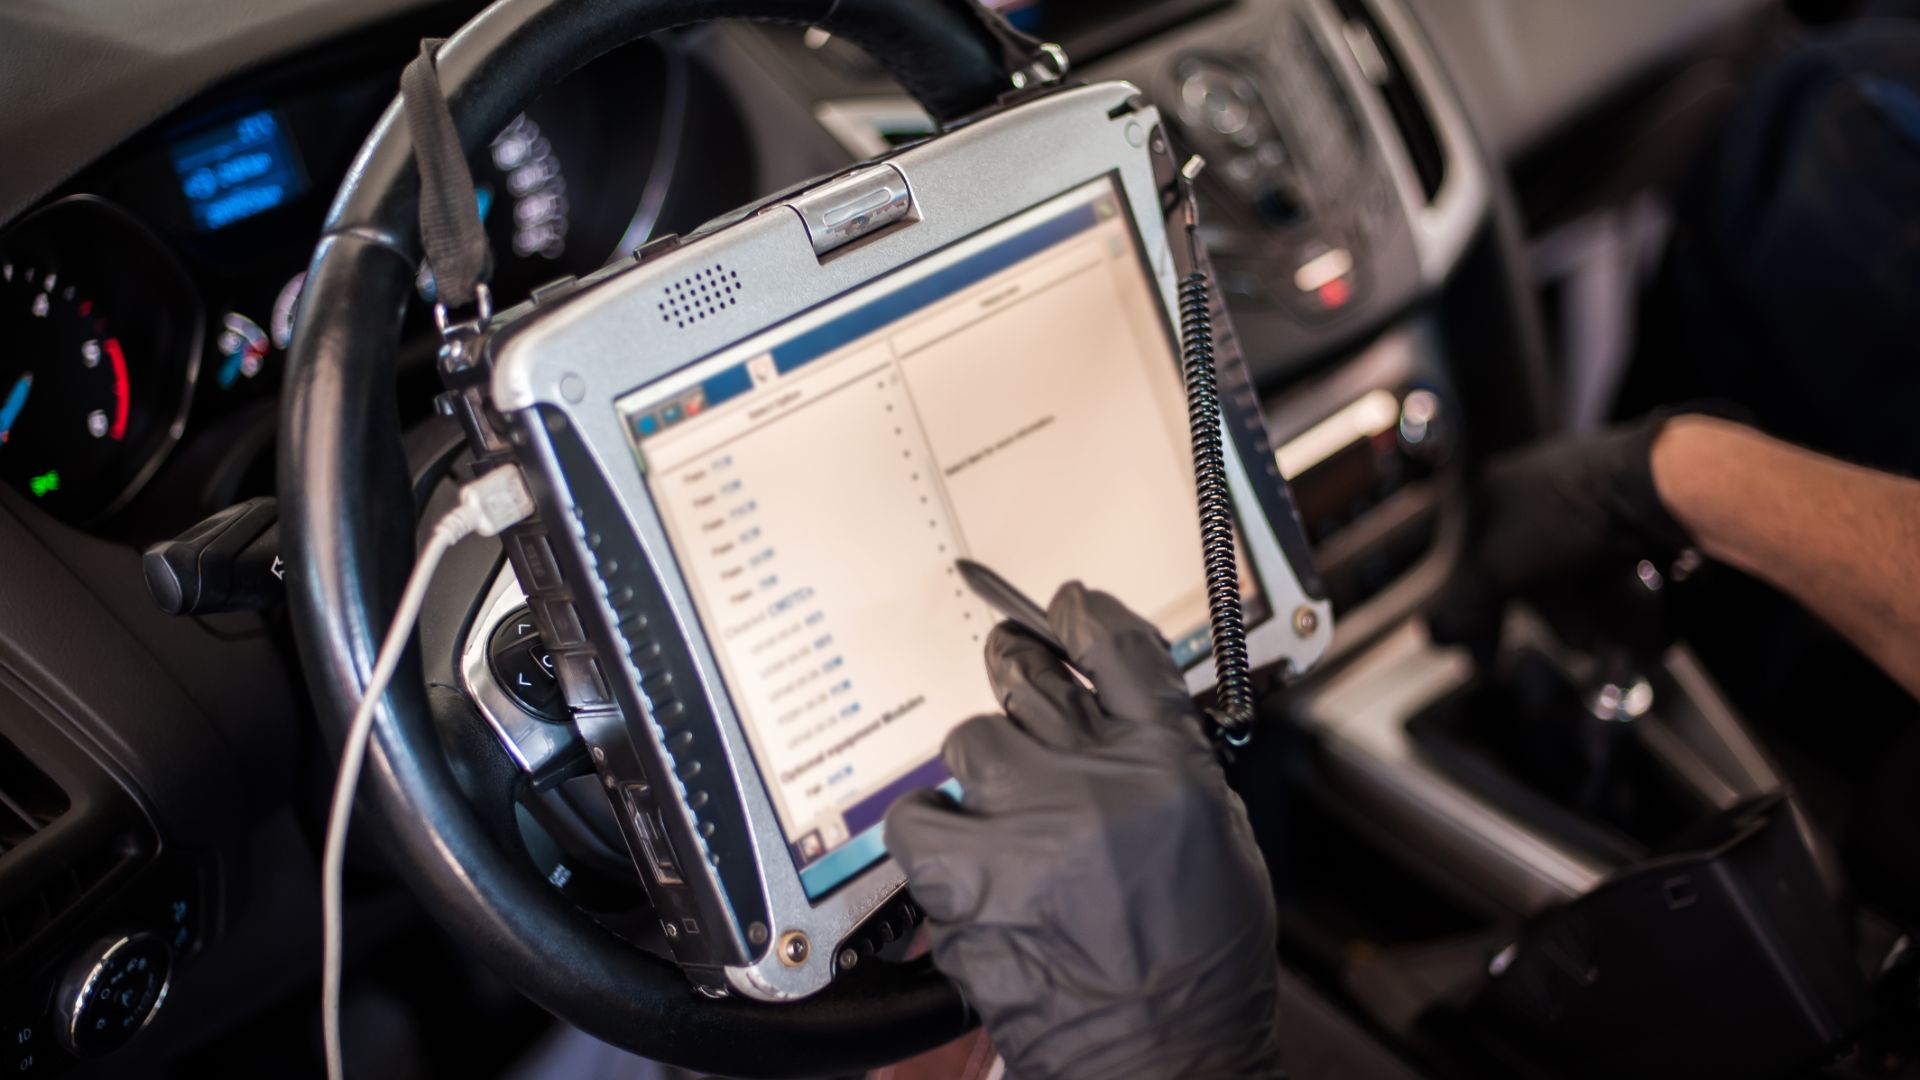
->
(954, 559, 1076, 666)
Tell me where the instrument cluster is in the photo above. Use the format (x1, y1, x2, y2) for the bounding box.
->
(0, 31, 725, 533)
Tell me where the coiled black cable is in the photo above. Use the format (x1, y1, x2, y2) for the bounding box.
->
(1178, 262, 1257, 745)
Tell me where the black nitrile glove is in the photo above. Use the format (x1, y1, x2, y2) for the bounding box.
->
(884, 583, 1281, 1080)
(1428, 411, 1699, 657)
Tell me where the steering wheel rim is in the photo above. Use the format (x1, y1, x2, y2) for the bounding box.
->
(278, 2, 1013, 1073)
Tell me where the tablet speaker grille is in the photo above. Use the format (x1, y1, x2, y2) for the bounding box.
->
(659, 264, 742, 329)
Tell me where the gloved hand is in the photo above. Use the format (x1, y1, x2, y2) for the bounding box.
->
(1428, 410, 1701, 656)
(884, 583, 1281, 1080)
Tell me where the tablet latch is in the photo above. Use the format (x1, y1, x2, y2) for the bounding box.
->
(785, 164, 916, 258)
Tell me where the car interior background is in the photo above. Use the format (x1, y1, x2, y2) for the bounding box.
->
(0, 0, 1916, 1077)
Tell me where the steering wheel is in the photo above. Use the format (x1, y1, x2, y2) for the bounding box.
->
(278, 1, 1023, 1074)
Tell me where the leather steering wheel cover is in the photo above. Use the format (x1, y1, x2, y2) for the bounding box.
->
(326, 0, 1011, 251)
(281, 2, 1007, 1073)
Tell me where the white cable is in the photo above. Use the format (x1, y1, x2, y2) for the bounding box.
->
(322, 467, 534, 1080)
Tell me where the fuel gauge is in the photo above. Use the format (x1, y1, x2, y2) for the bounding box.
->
(215, 312, 270, 388)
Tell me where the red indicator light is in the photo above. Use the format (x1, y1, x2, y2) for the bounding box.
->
(1317, 277, 1351, 310)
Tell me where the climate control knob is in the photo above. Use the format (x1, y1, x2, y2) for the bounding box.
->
(53, 933, 171, 1057)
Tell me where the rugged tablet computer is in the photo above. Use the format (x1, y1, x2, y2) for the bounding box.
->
(442, 80, 1331, 1000)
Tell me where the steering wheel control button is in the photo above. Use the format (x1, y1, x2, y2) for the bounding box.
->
(488, 608, 566, 721)
(53, 933, 171, 1058)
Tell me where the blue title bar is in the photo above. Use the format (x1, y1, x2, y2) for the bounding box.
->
(770, 199, 1105, 375)
(630, 196, 1111, 443)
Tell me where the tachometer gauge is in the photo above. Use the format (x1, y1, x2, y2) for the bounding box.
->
(0, 198, 200, 524)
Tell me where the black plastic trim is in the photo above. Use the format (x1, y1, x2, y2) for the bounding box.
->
(506, 406, 770, 969)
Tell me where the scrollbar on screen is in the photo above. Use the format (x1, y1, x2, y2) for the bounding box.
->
(623, 179, 1266, 898)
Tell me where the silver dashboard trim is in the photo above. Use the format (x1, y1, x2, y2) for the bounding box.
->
(1294, 612, 1830, 915)
(1300, 0, 1492, 286)
(812, 0, 1495, 289)
(1296, 619, 1608, 909)
(1368, 0, 1493, 279)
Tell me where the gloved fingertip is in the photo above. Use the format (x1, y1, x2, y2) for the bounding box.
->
(982, 624, 1108, 749)
(940, 714, 1034, 808)
(1043, 580, 1090, 636)
(883, 791, 982, 922)
(883, 787, 957, 849)
(983, 619, 1058, 671)
(882, 790, 958, 875)
(1046, 581, 1164, 658)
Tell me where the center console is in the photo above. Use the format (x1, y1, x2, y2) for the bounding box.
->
(1292, 611, 1828, 915)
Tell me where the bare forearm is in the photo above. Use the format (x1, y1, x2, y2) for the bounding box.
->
(1652, 416, 1920, 699)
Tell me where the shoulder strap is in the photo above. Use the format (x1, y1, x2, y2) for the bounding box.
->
(401, 38, 490, 319)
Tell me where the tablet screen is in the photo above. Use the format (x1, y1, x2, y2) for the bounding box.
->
(620, 178, 1267, 898)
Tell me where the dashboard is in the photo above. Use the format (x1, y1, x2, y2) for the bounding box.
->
(0, 0, 1760, 540)
(0, 14, 758, 539)
(0, 0, 1755, 1069)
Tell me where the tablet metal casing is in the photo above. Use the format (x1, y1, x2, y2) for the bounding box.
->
(477, 81, 1331, 1000)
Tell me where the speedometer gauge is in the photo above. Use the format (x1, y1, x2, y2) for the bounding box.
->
(0, 198, 200, 524)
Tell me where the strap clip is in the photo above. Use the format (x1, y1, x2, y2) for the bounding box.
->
(434, 281, 493, 340)
(959, 0, 1069, 91)
(1009, 41, 1071, 90)
(435, 282, 494, 378)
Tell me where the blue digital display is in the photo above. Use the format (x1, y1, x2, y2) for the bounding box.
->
(170, 110, 307, 231)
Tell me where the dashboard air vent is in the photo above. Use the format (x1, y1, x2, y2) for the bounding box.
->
(660, 264, 742, 329)
(0, 732, 67, 856)
(0, 732, 144, 964)
(1333, 0, 1446, 202)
